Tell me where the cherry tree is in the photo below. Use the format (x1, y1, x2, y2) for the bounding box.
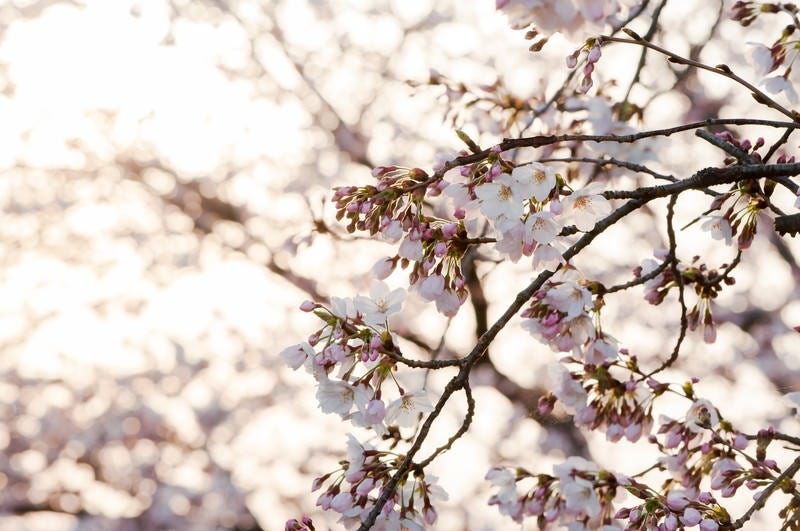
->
(283, 1, 800, 530)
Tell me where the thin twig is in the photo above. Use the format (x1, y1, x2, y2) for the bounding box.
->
(600, 35, 798, 122)
(732, 454, 800, 529)
(644, 194, 687, 377)
(417, 382, 475, 468)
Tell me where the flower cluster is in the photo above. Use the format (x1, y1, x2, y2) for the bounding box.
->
(635, 250, 742, 344)
(614, 481, 726, 531)
(567, 39, 603, 93)
(739, 4, 800, 102)
(280, 284, 434, 436)
(552, 361, 656, 443)
(521, 269, 602, 354)
(486, 457, 623, 528)
(335, 166, 475, 317)
(496, 0, 634, 37)
(311, 435, 447, 530)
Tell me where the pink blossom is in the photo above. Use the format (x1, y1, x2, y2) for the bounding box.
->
(330, 491, 354, 513)
(372, 257, 395, 280)
(435, 289, 462, 317)
(280, 343, 313, 370)
(699, 519, 719, 531)
(546, 281, 592, 319)
(418, 274, 445, 301)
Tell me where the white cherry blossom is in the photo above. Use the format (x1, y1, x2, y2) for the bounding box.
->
(513, 162, 556, 202)
(316, 377, 356, 416)
(763, 75, 799, 104)
(685, 398, 720, 433)
(700, 215, 733, 246)
(532, 241, 567, 271)
(527, 210, 560, 244)
(546, 281, 593, 319)
(747, 42, 774, 77)
(280, 342, 313, 370)
(552, 368, 589, 413)
(475, 172, 534, 224)
(485, 467, 518, 504)
(563, 184, 612, 231)
(354, 282, 405, 327)
(560, 477, 601, 518)
(386, 390, 434, 427)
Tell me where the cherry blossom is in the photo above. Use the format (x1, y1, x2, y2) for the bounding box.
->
(316, 377, 356, 416)
(281, 342, 314, 370)
(562, 185, 612, 231)
(700, 215, 733, 246)
(475, 171, 535, 225)
(386, 390, 434, 427)
(354, 282, 406, 327)
(514, 162, 556, 202)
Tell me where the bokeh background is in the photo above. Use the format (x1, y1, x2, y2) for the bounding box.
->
(3, 1, 800, 529)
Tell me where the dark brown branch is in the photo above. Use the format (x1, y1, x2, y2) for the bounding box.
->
(600, 35, 798, 122)
(621, 0, 668, 103)
(417, 382, 475, 468)
(732, 454, 800, 529)
(426, 119, 800, 188)
(604, 259, 669, 295)
(539, 156, 676, 183)
(645, 194, 688, 376)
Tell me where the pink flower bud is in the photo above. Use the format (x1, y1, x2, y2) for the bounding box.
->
(372, 257, 395, 280)
(566, 51, 579, 68)
(588, 44, 602, 63)
(682, 507, 701, 526)
(419, 274, 446, 301)
(356, 477, 375, 496)
(606, 423, 624, 442)
(442, 222, 459, 239)
(699, 519, 719, 531)
(424, 506, 438, 525)
(300, 300, 317, 312)
(625, 423, 643, 442)
(664, 514, 679, 531)
(698, 492, 714, 504)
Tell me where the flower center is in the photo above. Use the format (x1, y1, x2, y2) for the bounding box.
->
(573, 196, 590, 210)
(401, 395, 415, 411)
(498, 184, 513, 201)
